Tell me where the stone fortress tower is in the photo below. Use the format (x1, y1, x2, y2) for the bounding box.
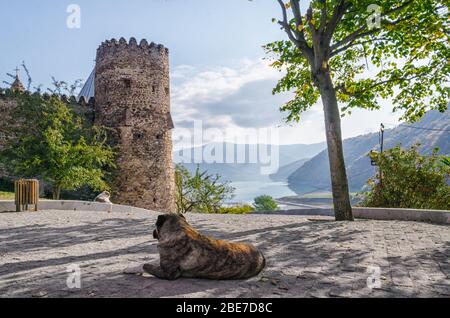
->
(94, 37, 175, 212)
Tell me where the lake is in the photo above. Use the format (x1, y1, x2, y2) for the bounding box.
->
(227, 178, 296, 204)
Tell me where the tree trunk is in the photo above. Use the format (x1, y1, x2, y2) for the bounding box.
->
(52, 185, 61, 200)
(317, 70, 353, 221)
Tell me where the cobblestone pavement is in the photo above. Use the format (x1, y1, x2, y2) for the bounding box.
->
(0, 210, 449, 298)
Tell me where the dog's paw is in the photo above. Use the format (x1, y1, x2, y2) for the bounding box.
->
(143, 263, 158, 273)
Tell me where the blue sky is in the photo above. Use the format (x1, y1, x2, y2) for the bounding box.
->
(0, 0, 283, 87)
(0, 0, 401, 145)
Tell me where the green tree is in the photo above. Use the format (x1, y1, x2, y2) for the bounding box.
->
(361, 145, 450, 210)
(264, 0, 449, 220)
(0, 93, 115, 199)
(253, 195, 280, 211)
(442, 157, 450, 167)
(175, 164, 235, 213)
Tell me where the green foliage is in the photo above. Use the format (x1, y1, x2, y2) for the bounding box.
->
(360, 145, 450, 210)
(253, 195, 280, 211)
(442, 157, 450, 167)
(0, 94, 115, 199)
(0, 177, 14, 192)
(264, 0, 449, 122)
(175, 164, 235, 213)
(217, 204, 256, 214)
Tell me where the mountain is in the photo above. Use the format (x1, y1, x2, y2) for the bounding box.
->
(269, 158, 310, 181)
(273, 143, 327, 166)
(288, 110, 450, 193)
(173, 142, 326, 182)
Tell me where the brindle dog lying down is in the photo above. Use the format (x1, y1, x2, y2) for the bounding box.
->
(143, 213, 266, 280)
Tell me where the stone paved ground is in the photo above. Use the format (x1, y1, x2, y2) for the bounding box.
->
(0, 210, 449, 298)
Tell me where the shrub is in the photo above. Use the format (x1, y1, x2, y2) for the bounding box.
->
(253, 195, 279, 211)
(175, 164, 235, 213)
(360, 145, 450, 210)
(218, 204, 255, 214)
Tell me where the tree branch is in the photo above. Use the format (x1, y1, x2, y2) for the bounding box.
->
(337, 73, 422, 97)
(290, 0, 304, 39)
(319, 0, 328, 33)
(330, 0, 414, 52)
(276, 0, 315, 64)
(384, 0, 415, 15)
(324, 0, 350, 45)
(330, 16, 411, 57)
(277, 0, 299, 44)
(330, 26, 376, 52)
(330, 37, 388, 57)
(305, 3, 316, 36)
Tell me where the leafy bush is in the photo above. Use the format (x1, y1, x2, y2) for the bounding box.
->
(0, 177, 14, 192)
(0, 94, 115, 199)
(217, 204, 255, 214)
(253, 195, 279, 211)
(360, 145, 450, 210)
(175, 164, 235, 213)
(442, 157, 450, 167)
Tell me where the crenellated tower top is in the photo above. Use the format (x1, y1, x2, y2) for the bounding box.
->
(96, 37, 169, 61)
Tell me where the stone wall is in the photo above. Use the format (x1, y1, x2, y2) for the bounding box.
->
(94, 38, 175, 212)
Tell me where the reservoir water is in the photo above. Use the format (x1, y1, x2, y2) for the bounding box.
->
(228, 178, 296, 204)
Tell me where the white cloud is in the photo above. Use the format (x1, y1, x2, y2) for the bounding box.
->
(171, 58, 280, 113)
(170, 58, 403, 147)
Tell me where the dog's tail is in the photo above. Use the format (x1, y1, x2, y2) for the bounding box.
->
(256, 251, 266, 276)
(261, 253, 266, 270)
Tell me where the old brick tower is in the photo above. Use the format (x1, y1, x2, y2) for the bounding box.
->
(94, 37, 175, 212)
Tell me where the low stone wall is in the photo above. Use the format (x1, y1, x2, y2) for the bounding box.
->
(254, 207, 450, 225)
(1, 200, 449, 224)
(0, 200, 155, 214)
(354, 207, 450, 224)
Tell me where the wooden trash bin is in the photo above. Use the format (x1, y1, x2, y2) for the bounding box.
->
(14, 179, 39, 212)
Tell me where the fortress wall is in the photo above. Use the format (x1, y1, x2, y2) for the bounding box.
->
(94, 38, 175, 212)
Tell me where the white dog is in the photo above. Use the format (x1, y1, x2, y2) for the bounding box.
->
(94, 191, 112, 204)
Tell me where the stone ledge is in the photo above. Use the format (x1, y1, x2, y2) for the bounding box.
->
(0, 200, 158, 214)
(253, 207, 450, 225)
(1, 200, 448, 224)
(353, 207, 450, 224)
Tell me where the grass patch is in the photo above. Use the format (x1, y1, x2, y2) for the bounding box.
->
(0, 191, 14, 200)
(299, 192, 333, 199)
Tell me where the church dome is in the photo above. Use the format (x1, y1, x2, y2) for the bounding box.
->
(10, 74, 25, 92)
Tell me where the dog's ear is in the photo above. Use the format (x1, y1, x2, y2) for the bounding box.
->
(155, 214, 168, 229)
